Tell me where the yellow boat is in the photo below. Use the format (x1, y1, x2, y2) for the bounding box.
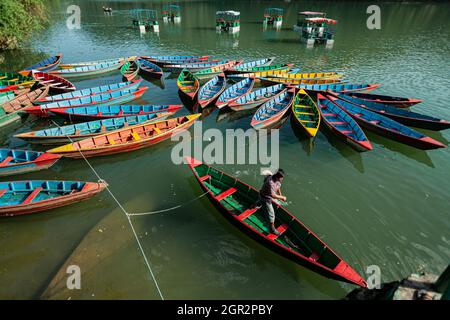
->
(292, 89, 321, 137)
(261, 77, 343, 85)
(269, 72, 343, 80)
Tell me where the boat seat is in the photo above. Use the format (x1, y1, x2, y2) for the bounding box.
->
(329, 121, 346, 125)
(370, 120, 380, 124)
(341, 130, 354, 134)
(309, 252, 320, 261)
(0, 156, 14, 167)
(199, 174, 211, 182)
(237, 207, 259, 221)
(0, 189, 8, 198)
(153, 127, 161, 134)
(296, 112, 314, 115)
(75, 129, 81, 135)
(267, 223, 289, 240)
(354, 113, 363, 117)
(22, 187, 43, 205)
(131, 132, 141, 141)
(322, 113, 337, 117)
(107, 136, 116, 144)
(215, 187, 237, 202)
(100, 125, 107, 133)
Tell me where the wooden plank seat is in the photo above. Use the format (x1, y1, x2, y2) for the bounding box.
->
(0, 156, 14, 167)
(322, 113, 337, 117)
(22, 187, 43, 205)
(237, 207, 258, 221)
(215, 187, 237, 201)
(267, 223, 289, 240)
(329, 121, 346, 125)
(341, 130, 354, 134)
(0, 189, 8, 198)
(199, 174, 211, 182)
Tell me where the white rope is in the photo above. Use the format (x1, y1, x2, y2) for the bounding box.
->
(50, 119, 165, 300)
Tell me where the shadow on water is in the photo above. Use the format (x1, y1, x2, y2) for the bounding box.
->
(216, 108, 254, 124)
(190, 27, 217, 31)
(264, 38, 301, 45)
(320, 126, 365, 173)
(290, 116, 315, 156)
(140, 74, 166, 89)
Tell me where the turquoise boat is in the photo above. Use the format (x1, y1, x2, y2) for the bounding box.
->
(49, 60, 125, 78)
(21, 54, 62, 73)
(15, 113, 175, 145)
(251, 89, 294, 129)
(296, 83, 380, 93)
(0, 91, 16, 105)
(228, 84, 286, 111)
(0, 149, 61, 177)
(216, 77, 255, 109)
(34, 80, 142, 104)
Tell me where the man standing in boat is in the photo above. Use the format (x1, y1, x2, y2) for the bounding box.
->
(257, 169, 287, 236)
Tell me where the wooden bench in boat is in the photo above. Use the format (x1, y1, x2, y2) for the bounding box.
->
(0, 156, 14, 167)
(0, 189, 8, 198)
(22, 187, 43, 205)
(199, 174, 211, 182)
(237, 207, 258, 221)
(267, 223, 289, 240)
(215, 187, 237, 202)
(329, 121, 346, 125)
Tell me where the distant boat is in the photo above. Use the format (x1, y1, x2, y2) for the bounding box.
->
(193, 60, 242, 79)
(0, 149, 60, 177)
(19, 54, 62, 74)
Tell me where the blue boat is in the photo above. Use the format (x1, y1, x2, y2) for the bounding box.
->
(229, 58, 274, 71)
(324, 94, 445, 150)
(334, 94, 450, 131)
(198, 74, 227, 108)
(216, 77, 255, 109)
(317, 94, 372, 152)
(164, 60, 230, 72)
(0, 180, 107, 216)
(15, 113, 175, 145)
(228, 84, 286, 111)
(24, 86, 148, 116)
(21, 54, 62, 73)
(0, 149, 61, 177)
(48, 104, 183, 121)
(34, 80, 142, 104)
(49, 59, 124, 78)
(251, 89, 294, 129)
(296, 83, 380, 93)
(137, 58, 163, 79)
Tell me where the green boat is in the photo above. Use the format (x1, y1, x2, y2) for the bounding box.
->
(225, 63, 293, 75)
(0, 91, 16, 105)
(0, 107, 21, 128)
(186, 156, 368, 287)
(0, 72, 35, 88)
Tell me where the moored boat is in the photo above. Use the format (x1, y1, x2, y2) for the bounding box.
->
(292, 89, 321, 137)
(225, 57, 275, 73)
(34, 80, 142, 104)
(216, 77, 255, 109)
(251, 89, 294, 129)
(0, 149, 61, 177)
(120, 59, 140, 81)
(0, 71, 37, 92)
(228, 84, 287, 112)
(185, 156, 368, 287)
(145, 55, 210, 66)
(20, 54, 62, 74)
(198, 73, 227, 108)
(46, 104, 183, 121)
(324, 94, 445, 150)
(343, 91, 423, 108)
(15, 112, 176, 145)
(1, 86, 49, 114)
(317, 94, 372, 151)
(47, 114, 201, 158)
(165, 60, 227, 72)
(49, 60, 125, 78)
(28, 71, 76, 94)
(193, 60, 242, 79)
(0, 180, 107, 216)
(260, 76, 343, 86)
(24, 87, 149, 116)
(138, 58, 163, 79)
(334, 94, 450, 131)
(177, 69, 200, 101)
(0, 107, 21, 128)
(59, 57, 125, 69)
(226, 63, 293, 75)
(297, 83, 380, 93)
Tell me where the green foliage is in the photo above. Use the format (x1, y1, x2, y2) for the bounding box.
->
(0, 0, 46, 50)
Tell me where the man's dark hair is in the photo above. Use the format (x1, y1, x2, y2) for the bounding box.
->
(274, 169, 285, 179)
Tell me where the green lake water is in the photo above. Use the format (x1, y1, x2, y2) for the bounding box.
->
(0, 0, 449, 299)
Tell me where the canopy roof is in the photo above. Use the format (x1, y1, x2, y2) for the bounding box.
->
(299, 11, 325, 16)
(216, 10, 240, 16)
(305, 17, 337, 24)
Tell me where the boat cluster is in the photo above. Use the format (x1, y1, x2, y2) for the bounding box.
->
(0, 53, 448, 218)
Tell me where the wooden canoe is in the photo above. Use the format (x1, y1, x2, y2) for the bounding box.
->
(120, 59, 140, 81)
(49, 60, 125, 78)
(197, 73, 227, 108)
(34, 80, 142, 104)
(177, 69, 200, 101)
(251, 89, 294, 130)
(24, 87, 148, 116)
(343, 92, 423, 108)
(226, 69, 299, 82)
(46, 104, 182, 121)
(292, 89, 321, 137)
(228, 84, 286, 111)
(138, 58, 163, 79)
(0, 149, 61, 177)
(19, 53, 62, 74)
(59, 57, 125, 69)
(1, 86, 49, 113)
(27, 71, 76, 94)
(185, 156, 368, 288)
(325, 94, 445, 150)
(0, 107, 21, 128)
(193, 60, 242, 79)
(225, 63, 293, 75)
(0, 71, 37, 92)
(147, 55, 210, 67)
(334, 94, 450, 131)
(0, 91, 16, 105)
(0, 180, 107, 216)
(260, 77, 343, 86)
(298, 83, 380, 93)
(225, 57, 274, 72)
(216, 77, 255, 109)
(47, 114, 201, 158)
(165, 60, 227, 72)
(15, 112, 176, 145)
(317, 94, 372, 152)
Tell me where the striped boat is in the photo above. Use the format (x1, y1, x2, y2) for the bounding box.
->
(30, 71, 76, 94)
(15, 113, 176, 145)
(260, 77, 343, 86)
(317, 94, 372, 152)
(226, 57, 275, 73)
(138, 58, 163, 79)
(251, 89, 294, 130)
(24, 87, 148, 116)
(0, 149, 61, 177)
(292, 89, 321, 137)
(47, 104, 183, 121)
(146, 55, 210, 66)
(49, 60, 125, 78)
(59, 58, 125, 69)
(120, 59, 140, 81)
(0, 180, 107, 216)
(193, 60, 242, 79)
(0, 72, 37, 92)
(216, 77, 255, 109)
(198, 73, 227, 108)
(34, 80, 142, 104)
(296, 83, 380, 93)
(228, 84, 287, 111)
(165, 60, 229, 72)
(20, 54, 62, 73)
(177, 69, 200, 101)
